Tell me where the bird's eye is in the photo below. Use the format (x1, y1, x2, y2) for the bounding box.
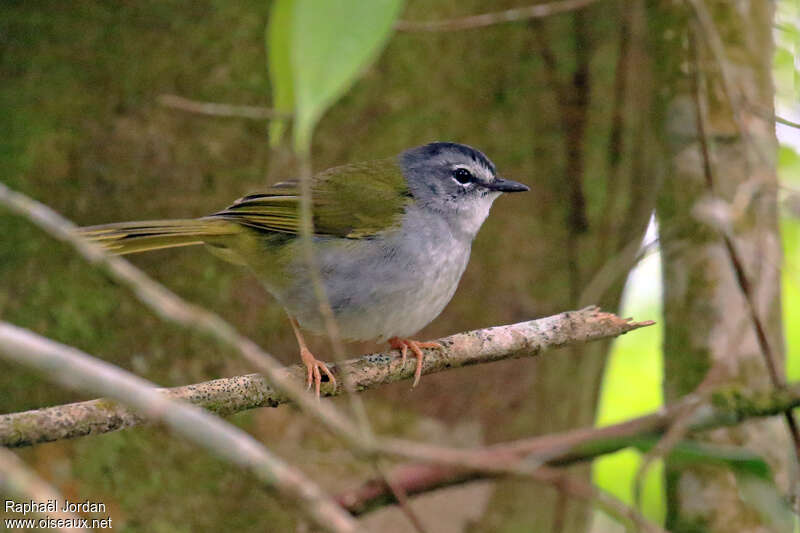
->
(453, 168, 473, 185)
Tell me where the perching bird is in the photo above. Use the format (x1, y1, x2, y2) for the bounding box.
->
(78, 142, 529, 395)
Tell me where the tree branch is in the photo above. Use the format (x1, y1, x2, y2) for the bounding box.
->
(336, 382, 800, 515)
(0, 322, 363, 533)
(0, 307, 651, 448)
(157, 94, 289, 120)
(394, 0, 598, 32)
(776, 115, 800, 130)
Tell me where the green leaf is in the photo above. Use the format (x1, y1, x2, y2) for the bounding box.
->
(290, 0, 404, 152)
(619, 437, 771, 479)
(774, 46, 796, 101)
(774, 46, 794, 73)
(780, 144, 800, 186)
(631, 439, 771, 479)
(266, 0, 294, 147)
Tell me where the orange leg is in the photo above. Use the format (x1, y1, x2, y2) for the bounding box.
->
(387, 337, 443, 388)
(290, 317, 337, 398)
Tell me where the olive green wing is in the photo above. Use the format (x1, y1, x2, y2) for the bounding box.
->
(209, 158, 412, 239)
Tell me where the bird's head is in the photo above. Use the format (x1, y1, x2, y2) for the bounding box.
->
(400, 142, 528, 238)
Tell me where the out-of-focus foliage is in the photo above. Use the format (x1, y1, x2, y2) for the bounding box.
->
(774, 0, 799, 103)
(266, 0, 293, 146)
(776, 0, 800, 379)
(773, 0, 800, 380)
(267, 0, 404, 150)
(783, 146, 800, 381)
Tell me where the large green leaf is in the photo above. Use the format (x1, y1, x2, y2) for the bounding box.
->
(266, 0, 294, 146)
(289, 0, 404, 152)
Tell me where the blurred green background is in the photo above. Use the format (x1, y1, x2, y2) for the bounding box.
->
(1, 0, 797, 531)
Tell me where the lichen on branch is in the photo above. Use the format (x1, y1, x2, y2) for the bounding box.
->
(0, 307, 651, 448)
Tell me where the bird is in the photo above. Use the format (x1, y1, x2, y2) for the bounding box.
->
(78, 142, 529, 396)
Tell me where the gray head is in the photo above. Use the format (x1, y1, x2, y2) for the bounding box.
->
(399, 142, 528, 239)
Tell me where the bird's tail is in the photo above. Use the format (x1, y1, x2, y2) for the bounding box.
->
(77, 218, 240, 255)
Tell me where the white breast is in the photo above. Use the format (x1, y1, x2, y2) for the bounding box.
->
(345, 238, 470, 341)
(278, 206, 473, 342)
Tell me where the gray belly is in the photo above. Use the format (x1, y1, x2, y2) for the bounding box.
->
(275, 230, 471, 341)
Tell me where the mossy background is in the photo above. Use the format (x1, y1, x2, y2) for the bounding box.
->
(0, 1, 580, 530)
(1, 1, 796, 531)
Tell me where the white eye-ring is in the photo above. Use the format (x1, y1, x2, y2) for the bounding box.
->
(452, 167, 473, 185)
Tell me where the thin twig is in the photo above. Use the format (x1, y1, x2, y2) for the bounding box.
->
(341, 459, 667, 532)
(578, 235, 660, 308)
(776, 115, 800, 130)
(552, 490, 567, 533)
(746, 104, 800, 131)
(0, 307, 651, 448)
(394, 0, 598, 32)
(532, 466, 667, 533)
(295, 153, 375, 444)
(373, 461, 429, 533)
(631, 362, 725, 513)
(683, 0, 756, 170)
(0, 322, 362, 533)
(297, 148, 387, 531)
(0, 447, 89, 533)
(157, 94, 290, 120)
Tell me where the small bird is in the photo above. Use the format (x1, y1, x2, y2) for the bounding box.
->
(79, 142, 528, 395)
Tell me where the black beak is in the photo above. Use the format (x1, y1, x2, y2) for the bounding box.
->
(486, 177, 529, 193)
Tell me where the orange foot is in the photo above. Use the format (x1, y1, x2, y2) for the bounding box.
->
(290, 317, 336, 399)
(388, 337, 443, 388)
(299, 346, 337, 398)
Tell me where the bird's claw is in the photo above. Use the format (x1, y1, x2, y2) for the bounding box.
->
(388, 338, 443, 388)
(299, 347, 336, 399)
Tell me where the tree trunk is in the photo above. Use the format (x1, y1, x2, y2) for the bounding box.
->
(463, 3, 660, 530)
(652, 1, 791, 531)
